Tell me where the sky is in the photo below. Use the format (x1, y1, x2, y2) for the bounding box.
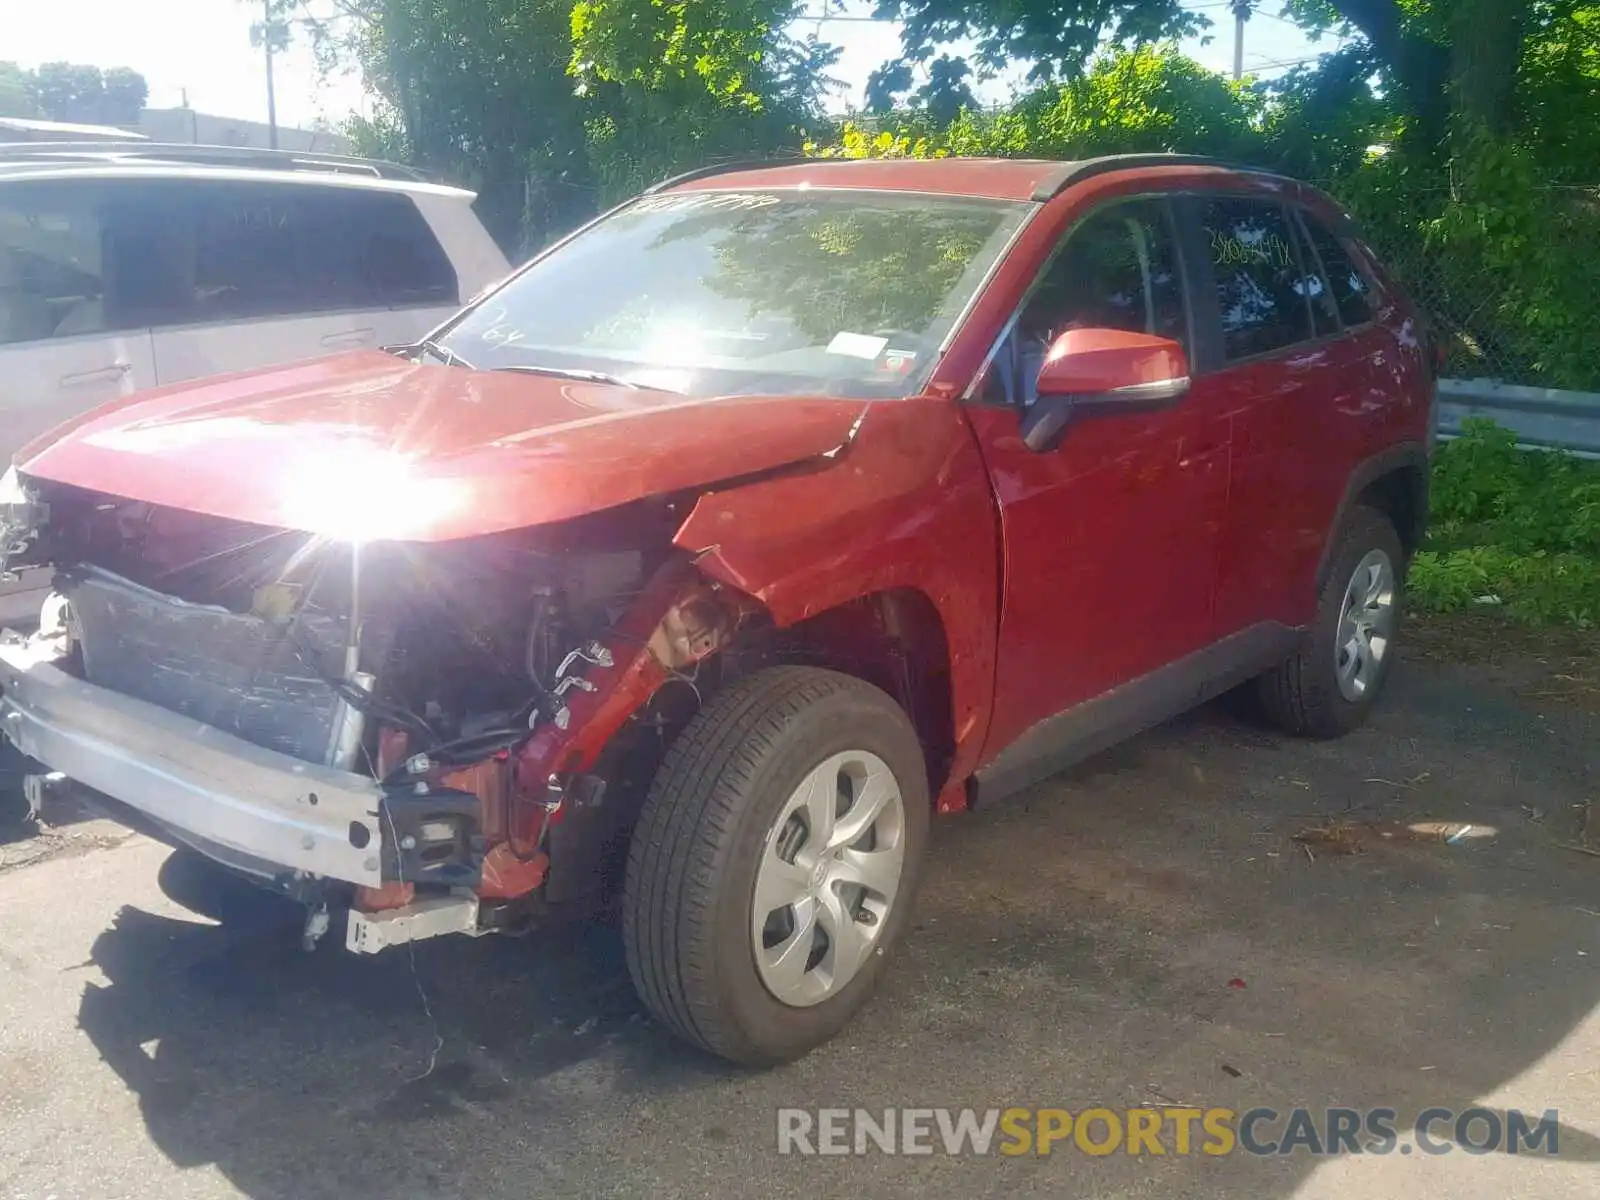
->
(1, 0, 1333, 132)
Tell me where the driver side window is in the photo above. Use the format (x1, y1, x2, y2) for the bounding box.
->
(981, 198, 1187, 406)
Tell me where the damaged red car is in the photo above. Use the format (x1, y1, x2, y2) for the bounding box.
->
(0, 155, 1435, 1064)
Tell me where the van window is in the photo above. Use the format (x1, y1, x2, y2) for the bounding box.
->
(186, 182, 457, 321)
(78, 179, 458, 332)
(1198, 197, 1317, 360)
(0, 185, 107, 345)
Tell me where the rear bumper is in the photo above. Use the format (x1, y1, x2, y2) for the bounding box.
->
(0, 636, 384, 886)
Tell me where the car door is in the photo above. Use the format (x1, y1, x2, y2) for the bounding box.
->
(1183, 193, 1374, 634)
(0, 178, 158, 621)
(149, 180, 461, 386)
(962, 195, 1231, 765)
(0, 179, 157, 469)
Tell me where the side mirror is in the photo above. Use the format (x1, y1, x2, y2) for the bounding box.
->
(1020, 328, 1191, 453)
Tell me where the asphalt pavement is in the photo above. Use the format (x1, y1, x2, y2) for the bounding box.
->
(1, 630, 1597, 1199)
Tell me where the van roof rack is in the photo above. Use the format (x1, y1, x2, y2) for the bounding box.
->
(0, 140, 430, 183)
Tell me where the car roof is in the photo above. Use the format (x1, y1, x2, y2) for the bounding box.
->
(661, 153, 1301, 204)
(0, 140, 476, 200)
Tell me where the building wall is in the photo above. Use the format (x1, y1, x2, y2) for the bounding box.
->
(138, 108, 354, 155)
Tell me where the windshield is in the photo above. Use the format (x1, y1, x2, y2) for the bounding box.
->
(439, 189, 1030, 400)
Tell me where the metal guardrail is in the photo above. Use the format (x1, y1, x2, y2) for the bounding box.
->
(1438, 378, 1600, 459)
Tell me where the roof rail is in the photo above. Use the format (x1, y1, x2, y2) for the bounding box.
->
(1030, 153, 1295, 200)
(0, 140, 431, 183)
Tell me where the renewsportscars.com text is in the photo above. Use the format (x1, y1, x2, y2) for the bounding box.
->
(776, 1106, 1561, 1157)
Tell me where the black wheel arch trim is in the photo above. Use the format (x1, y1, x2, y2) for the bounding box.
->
(1315, 440, 1431, 588)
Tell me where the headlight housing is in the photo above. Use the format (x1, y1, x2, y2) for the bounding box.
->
(0, 465, 25, 507)
(0, 466, 47, 580)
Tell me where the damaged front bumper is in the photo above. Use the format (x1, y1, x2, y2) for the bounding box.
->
(0, 635, 386, 888)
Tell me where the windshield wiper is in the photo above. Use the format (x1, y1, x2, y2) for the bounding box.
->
(491, 364, 682, 394)
(389, 338, 475, 370)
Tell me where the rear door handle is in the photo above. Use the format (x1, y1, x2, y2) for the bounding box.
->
(320, 329, 376, 349)
(61, 361, 133, 387)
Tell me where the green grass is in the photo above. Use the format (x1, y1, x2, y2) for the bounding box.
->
(1408, 420, 1600, 628)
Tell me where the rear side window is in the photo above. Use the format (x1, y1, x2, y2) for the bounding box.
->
(1299, 211, 1375, 328)
(0, 183, 107, 345)
(1198, 197, 1315, 360)
(96, 179, 457, 331)
(188, 183, 457, 320)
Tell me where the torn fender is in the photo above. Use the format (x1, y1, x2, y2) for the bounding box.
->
(508, 560, 743, 843)
(672, 397, 1002, 806)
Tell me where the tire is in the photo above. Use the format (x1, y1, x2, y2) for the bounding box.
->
(623, 666, 930, 1065)
(0, 736, 34, 829)
(1257, 506, 1405, 738)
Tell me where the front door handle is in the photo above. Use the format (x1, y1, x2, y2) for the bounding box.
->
(320, 329, 376, 349)
(61, 361, 133, 388)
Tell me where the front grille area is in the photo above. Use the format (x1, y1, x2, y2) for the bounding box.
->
(68, 568, 348, 764)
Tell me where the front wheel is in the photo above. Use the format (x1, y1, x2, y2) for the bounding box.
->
(0, 737, 34, 828)
(623, 666, 929, 1065)
(1257, 506, 1405, 738)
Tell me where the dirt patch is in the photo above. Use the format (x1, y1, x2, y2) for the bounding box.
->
(1406, 610, 1600, 711)
(0, 823, 137, 873)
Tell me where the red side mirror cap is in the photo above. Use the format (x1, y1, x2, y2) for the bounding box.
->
(1036, 328, 1190, 404)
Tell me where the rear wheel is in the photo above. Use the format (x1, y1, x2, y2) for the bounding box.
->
(1257, 507, 1404, 738)
(623, 666, 929, 1065)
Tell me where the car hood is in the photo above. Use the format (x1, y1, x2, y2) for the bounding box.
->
(16, 351, 869, 543)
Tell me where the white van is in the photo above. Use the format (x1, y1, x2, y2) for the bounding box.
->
(0, 142, 509, 621)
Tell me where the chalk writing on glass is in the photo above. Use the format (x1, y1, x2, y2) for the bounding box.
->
(631, 193, 783, 215)
(1209, 227, 1293, 269)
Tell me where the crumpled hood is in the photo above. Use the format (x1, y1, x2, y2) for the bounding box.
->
(16, 351, 868, 542)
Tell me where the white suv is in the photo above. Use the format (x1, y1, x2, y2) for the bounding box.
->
(0, 141, 509, 620)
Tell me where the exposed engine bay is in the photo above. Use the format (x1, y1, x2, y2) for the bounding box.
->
(0, 474, 745, 946)
(39, 486, 664, 764)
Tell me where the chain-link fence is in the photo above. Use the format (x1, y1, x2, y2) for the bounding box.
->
(1357, 184, 1600, 394)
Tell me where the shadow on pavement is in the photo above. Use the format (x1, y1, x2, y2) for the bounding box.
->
(72, 659, 1600, 1199)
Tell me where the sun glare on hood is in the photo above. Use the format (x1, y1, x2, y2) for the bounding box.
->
(279, 445, 471, 543)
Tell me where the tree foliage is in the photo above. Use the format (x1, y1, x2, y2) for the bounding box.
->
(292, 0, 1600, 394)
(822, 45, 1265, 163)
(0, 63, 36, 118)
(873, 0, 1540, 153)
(301, 0, 837, 252)
(1, 62, 148, 126)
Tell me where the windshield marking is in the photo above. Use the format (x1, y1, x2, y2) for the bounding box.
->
(632, 192, 783, 214)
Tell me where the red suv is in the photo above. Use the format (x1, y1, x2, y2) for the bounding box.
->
(0, 155, 1433, 1064)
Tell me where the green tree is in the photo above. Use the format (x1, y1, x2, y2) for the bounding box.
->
(0, 62, 37, 118)
(293, 0, 843, 252)
(101, 67, 149, 125)
(873, 0, 1542, 153)
(825, 45, 1264, 164)
(32, 62, 108, 123)
(570, 0, 841, 201)
(27, 62, 148, 126)
(1258, 45, 1392, 179)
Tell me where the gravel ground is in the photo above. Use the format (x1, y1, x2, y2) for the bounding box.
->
(0, 619, 1596, 1199)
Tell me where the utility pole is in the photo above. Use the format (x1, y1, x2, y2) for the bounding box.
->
(250, 1, 289, 148)
(1231, 0, 1252, 81)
